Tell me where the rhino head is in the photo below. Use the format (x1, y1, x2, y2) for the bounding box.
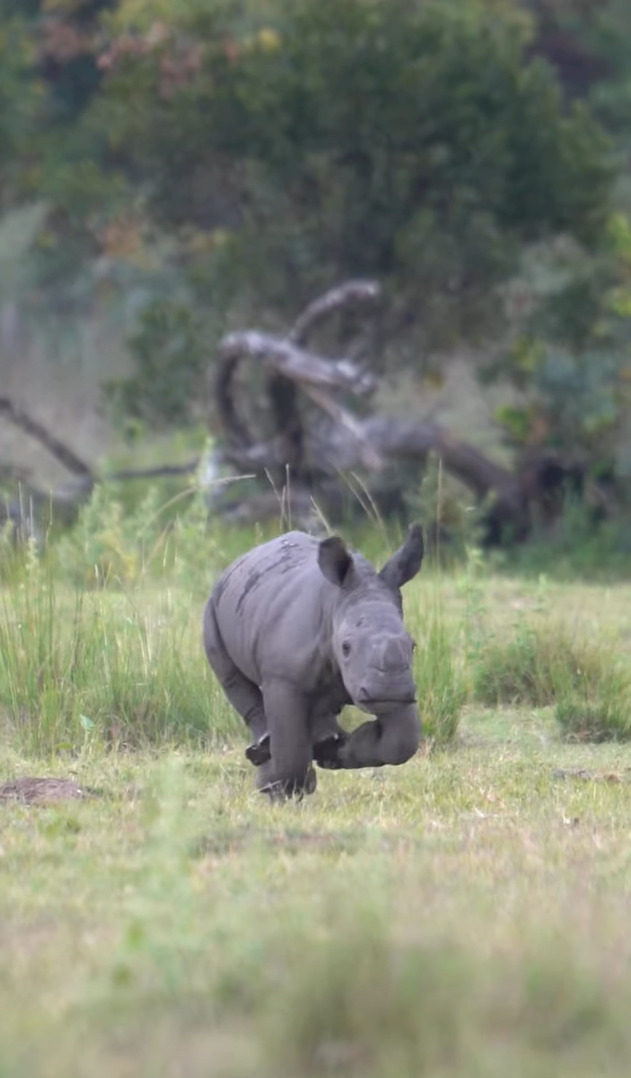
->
(318, 524, 424, 715)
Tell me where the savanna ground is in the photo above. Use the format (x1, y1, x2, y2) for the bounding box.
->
(3, 523, 631, 1078)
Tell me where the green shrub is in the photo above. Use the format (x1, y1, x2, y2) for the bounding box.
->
(97, 0, 609, 346)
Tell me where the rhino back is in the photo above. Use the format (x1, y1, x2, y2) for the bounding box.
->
(210, 532, 335, 687)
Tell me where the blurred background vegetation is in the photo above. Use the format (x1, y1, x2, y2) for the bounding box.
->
(3, 0, 631, 567)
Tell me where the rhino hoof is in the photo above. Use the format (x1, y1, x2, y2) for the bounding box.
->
(313, 733, 346, 770)
(259, 766, 317, 801)
(245, 732, 271, 766)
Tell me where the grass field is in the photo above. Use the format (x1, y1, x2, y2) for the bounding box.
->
(3, 552, 631, 1077)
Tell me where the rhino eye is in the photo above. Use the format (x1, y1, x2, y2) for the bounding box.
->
(342, 640, 352, 658)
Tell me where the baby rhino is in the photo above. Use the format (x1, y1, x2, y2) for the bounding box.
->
(203, 525, 424, 798)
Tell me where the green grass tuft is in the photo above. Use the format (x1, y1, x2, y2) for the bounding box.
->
(474, 617, 631, 742)
(554, 657, 631, 742)
(412, 602, 466, 747)
(474, 621, 561, 708)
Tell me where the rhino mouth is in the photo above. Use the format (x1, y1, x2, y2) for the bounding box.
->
(358, 694, 417, 710)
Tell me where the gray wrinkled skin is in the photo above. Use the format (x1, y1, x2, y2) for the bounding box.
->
(203, 525, 424, 799)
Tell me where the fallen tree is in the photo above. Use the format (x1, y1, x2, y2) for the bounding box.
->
(1, 281, 600, 546)
(209, 281, 594, 544)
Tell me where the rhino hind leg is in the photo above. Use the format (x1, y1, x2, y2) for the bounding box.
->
(338, 705, 422, 769)
(259, 679, 314, 799)
(203, 600, 268, 763)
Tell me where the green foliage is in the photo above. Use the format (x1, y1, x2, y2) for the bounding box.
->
(0, 13, 43, 207)
(500, 496, 631, 580)
(487, 220, 631, 464)
(1, 0, 626, 472)
(106, 299, 207, 428)
(95, 0, 609, 342)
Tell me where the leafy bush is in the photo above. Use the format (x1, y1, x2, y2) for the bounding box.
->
(106, 300, 208, 428)
(91, 0, 611, 344)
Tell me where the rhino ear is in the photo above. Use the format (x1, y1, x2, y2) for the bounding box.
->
(318, 536, 353, 587)
(380, 523, 424, 591)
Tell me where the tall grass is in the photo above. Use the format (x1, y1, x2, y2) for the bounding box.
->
(0, 560, 239, 754)
(411, 602, 466, 748)
(1, 481, 470, 758)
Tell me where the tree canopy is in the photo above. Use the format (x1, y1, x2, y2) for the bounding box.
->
(2, 0, 631, 538)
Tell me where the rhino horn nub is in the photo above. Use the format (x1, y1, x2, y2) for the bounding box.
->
(318, 536, 353, 587)
(379, 523, 424, 591)
(384, 636, 404, 666)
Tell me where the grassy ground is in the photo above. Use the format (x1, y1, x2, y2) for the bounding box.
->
(3, 566, 631, 1077)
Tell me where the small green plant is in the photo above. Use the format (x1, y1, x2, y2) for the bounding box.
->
(56, 484, 147, 588)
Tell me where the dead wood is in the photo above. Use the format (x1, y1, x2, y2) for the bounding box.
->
(0, 281, 592, 546)
(289, 279, 381, 346)
(0, 396, 93, 480)
(209, 280, 590, 542)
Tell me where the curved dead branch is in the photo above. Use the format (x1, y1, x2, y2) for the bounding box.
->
(213, 301, 378, 478)
(216, 331, 376, 395)
(0, 396, 93, 480)
(290, 279, 381, 347)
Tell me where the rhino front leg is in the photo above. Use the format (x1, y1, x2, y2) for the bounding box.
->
(311, 714, 348, 770)
(338, 704, 421, 769)
(256, 759, 317, 800)
(258, 679, 314, 799)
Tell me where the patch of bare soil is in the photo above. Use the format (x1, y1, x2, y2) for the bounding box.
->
(0, 777, 100, 805)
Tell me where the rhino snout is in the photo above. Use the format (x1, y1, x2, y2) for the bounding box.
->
(356, 675, 417, 707)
